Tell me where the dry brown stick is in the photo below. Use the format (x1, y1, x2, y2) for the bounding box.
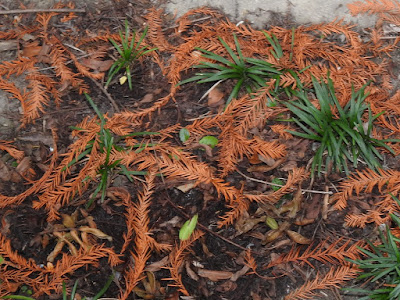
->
(236, 169, 332, 195)
(0, 8, 86, 15)
(88, 77, 120, 113)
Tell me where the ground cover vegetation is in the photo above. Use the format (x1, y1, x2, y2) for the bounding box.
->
(0, 0, 400, 299)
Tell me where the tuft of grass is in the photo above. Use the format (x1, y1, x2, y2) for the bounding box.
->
(177, 34, 283, 107)
(345, 195, 400, 300)
(76, 93, 159, 207)
(283, 75, 399, 177)
(106, 20, 157, 90)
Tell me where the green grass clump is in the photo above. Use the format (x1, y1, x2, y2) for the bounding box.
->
(283, 76, 398, 176)
(70, 94, 159, 207)
(106, 20, 156, 90)
(178, 34, 283, 107)
(346, 195, 400, 300)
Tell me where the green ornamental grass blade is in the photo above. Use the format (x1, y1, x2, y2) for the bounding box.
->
(226, 78, 245, 106)
(196, 47, 233, 66)
(218, 36, 241, 65)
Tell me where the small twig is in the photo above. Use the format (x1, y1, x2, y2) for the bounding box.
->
(236, 169, 332, 195)
(88, 77, 120, 113)
(198, 80, 223, 103)
(0, 8, 86, 15)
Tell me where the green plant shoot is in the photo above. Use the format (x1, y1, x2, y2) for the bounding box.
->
(179, 214, 198, 241)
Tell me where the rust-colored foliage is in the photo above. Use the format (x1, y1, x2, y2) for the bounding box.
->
(0, 0, 399, 298)
(267, 238, 365, 269)
(284, 266, 359, 300)
(164, 230, 205, 295)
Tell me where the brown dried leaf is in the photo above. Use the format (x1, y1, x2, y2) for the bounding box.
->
(79, 226, 112, 241)
(0, 159, 11, 181)
(286, 230, 312, 245)
(145, 256, 169, 272)
(230, 265, 250, 282)
(185, 261, 199, 281)
(62, 214, 76, 228)
(207, 88, 224, 107)
(294, 218, 315, 226)
(305, 194, 322, 220)
(279, 189, 303, 218)
(139, 93, 154, 104)
(47, 239, 65, 262)
(197, 269, 233, 281)
(21, 41, 42, 57)
(262, 229, 284, 244)
(280, 160, 298, 172)
(80, 58, 113, 72)
(215, 281, 237, 292)
(262, 221, 290, 244)
(176, 182, 195, 193)
(234, 212, 266, 236)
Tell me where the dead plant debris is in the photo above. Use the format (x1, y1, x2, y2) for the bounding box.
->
(0, 0, 399, 299)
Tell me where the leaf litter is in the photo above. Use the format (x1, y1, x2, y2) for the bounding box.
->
(0, 0, 399, 299)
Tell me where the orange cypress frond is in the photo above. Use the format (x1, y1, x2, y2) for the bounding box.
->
(60, 1, 77, 23)
(0, 77, 27, 105)
(217, 197, 249, 228)
(0, 141, 24, 160)
(120, 250, 151, 300)
(174, 7, 224, 36)
(284, 266, 359, 300)
(348, 0, 400, 16)
(0, 129, 58, 208)
(270, 124, 294, 139)
(27, 73, 62, 106)
(35, 151, 105, 220)
(245, 168, 308, 204)
(144, 8, 174, 52)
(46, 36, 89, 93)
(117, 144, 243, 204)
(114, 93, 172, 122)
(0, 58, 37, 77)
(217, 126, 286, 177)
(165, 230, 204, 296)
(267, 238, 364, 269)
(332, 168, 400, 210)
(41, 245, 121, 296)
(121, 171, 158, 298)
(70, 52, 106, 80)
(345, 203, 395, 227)
(23, 75, 51, 124)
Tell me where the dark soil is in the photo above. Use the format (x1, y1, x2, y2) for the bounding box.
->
(0, 0, 398, 299)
